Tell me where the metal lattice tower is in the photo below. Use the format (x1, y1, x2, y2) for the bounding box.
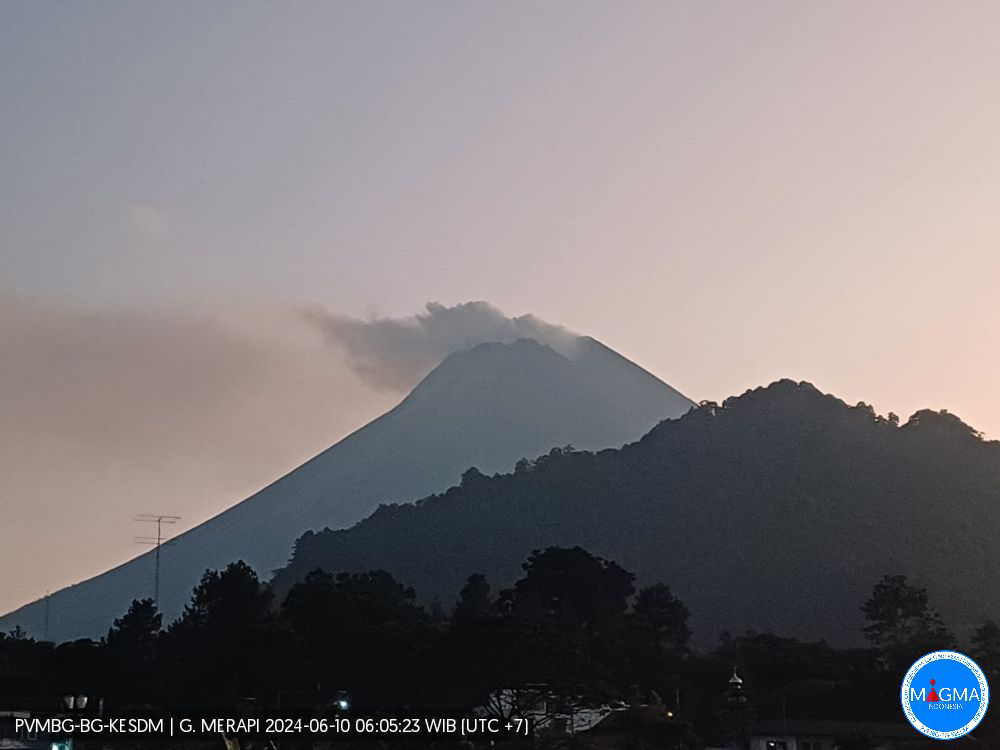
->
(134, 514, 181, 605)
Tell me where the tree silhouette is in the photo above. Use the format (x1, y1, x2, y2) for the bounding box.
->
(970, 619, 1000, 678)
(174, 560, 273, 632)
(106, 598, 161, 660)
(630, 582, 691, 653)
(282, 568, 348, 639)
(617, 583, 691, 700)
(514, 547, 634, 639)
(861, 574, 952, 668)
(278, 568, 428, 708)
(331, 570, 423, 629)
(104, 598, 163, 704)
(166, 561, 278, 706)
(453, 573, 492, 624)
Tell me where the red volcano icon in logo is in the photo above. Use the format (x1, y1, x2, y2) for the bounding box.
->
(928, 679, 940, 702)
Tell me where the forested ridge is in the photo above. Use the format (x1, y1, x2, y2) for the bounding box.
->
(276, 379, 1000, 644)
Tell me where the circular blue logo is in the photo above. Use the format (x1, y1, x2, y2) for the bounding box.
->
(901, 651, 989, 739)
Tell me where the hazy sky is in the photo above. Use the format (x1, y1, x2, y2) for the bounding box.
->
(3, 2, 1000, 616)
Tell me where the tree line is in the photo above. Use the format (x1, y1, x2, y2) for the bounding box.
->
(2, 547, 998, 740)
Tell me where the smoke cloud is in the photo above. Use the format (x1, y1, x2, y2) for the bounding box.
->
(305, 300, 581, 391)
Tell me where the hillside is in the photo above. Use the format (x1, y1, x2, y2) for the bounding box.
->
(274, 380, 1000, 645)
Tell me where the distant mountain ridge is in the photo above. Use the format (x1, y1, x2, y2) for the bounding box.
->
(274, 380, 1000, 645)
(1, 336, 694, 641)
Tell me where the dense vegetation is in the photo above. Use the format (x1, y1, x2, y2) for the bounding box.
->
(276, 380, 1000, 644)
(3, 547, 997, 745)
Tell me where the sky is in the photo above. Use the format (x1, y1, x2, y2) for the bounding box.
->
(2, 1, 999, 616)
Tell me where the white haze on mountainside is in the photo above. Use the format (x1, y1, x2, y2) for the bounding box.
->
(308, 301, 582, 390)
(0, 294, 693, 631)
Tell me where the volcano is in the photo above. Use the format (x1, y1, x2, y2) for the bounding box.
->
(1, 336, 694, 641)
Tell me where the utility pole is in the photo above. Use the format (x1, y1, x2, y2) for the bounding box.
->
(134, 514, 181, 605)
(44, 593, 50, 641)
